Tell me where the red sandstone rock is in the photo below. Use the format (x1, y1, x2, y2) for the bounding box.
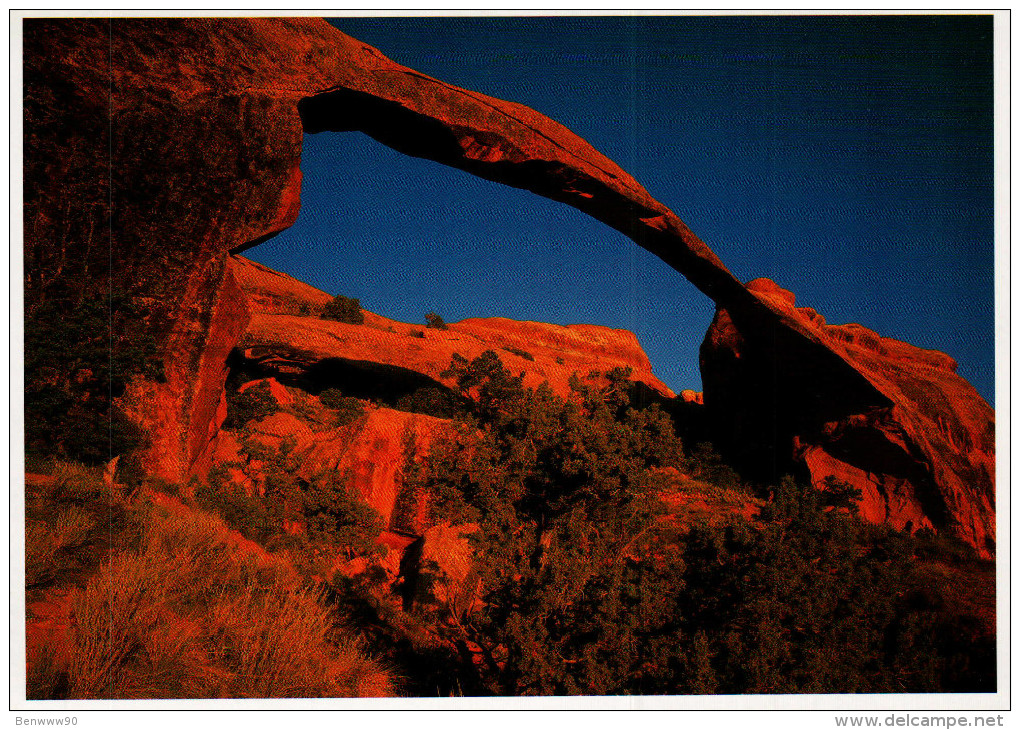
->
(680, 390, 704, 405)
(701, 279, 995, 555)
(418, 522, 481, 615)
(217, 377, 452, 533)
(238, 377, 294, 407)
(229, 256, 334, 315)
(246, 412, 315, 452)
(297, 407, 452, 530)
(119, 259, 251, 482)
(236, 296, 674, 403)
(214, 267, 680, 542)
(28, 18, 734, 482)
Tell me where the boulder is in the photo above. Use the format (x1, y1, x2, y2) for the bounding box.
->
(680, 389, 704, 405)
(246, 412, 315, 452)
(398, 523, 481, 617)
(418, 522, 480, 616)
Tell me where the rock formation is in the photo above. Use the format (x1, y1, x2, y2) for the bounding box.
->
(216, 256, 675, 530)
(24, 16, 744, 483)
(23, 18, 994, 553)
(231, 257, 674, 402)
(701, 279, 995, 554)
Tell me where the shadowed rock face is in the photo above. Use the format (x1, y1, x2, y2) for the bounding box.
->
(701, 279, 995, 555)
(24, 18, 993, 552)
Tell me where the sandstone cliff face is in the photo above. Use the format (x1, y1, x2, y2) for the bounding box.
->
(231, 256, 675, 401)
(25, 18, 994, 553)
(118, 258, 251, 481)
(206, 256, 678, 541)
(296, 407, 450, 531)
(226, 395, 450, 532)
(229, 256, 335, 315)
(220, 255, 675, 531)
(701, 279, 995, 555)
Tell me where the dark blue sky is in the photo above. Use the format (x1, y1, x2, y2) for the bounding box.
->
(248, 15, 995, 402)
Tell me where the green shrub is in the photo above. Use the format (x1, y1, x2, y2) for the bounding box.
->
(224, 380, 279, 430)
(192, 438, 304, 545)
(425, 312, 448, 330)
(24, 291, 160, 465)
(25, 521, 60, 588)
(319, 389, 366, 426)
(409, 330, 426, 339)
(688, 442, 744, 491)
(912, 526, 979, 564)
(193, 478, 278, 544)
(321, 295, 364, 325)
(24, 453, 55, 475)
(401, 351, 994, 695)
(394, 387, 462, 418)
(53, 505, 98, 551)
(284, 395, 331, 432)
(301, 471, 384, 560)
(26, 640, 64, 700)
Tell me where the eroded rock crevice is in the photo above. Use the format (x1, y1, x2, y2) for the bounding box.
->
(230, 348, 467, 418)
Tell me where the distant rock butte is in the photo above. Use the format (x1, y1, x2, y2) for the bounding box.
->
(25, 19, 992, 554)
(702, 278, 994, 555)
(680, 390, 704, 405)
(231, 256, 675, 400)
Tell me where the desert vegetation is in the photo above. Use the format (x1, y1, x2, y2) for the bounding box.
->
(25, 349, 995, 699)
(501, 345, 535, 361)
(26, 350, 996, 698)
(386, 352, 995, 695)
(24, 292, 153, 465)
(25, 461, 395, 699)
(21, 15, 996, 704)
(320, 294, 364, 325)
(319, 388, 367, 426)
(425, 312, 448, 330)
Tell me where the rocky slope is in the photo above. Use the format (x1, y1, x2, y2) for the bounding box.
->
(225, 259, 996, 558)
(232, 257, 675, 401)
(207, 255, 677, 531)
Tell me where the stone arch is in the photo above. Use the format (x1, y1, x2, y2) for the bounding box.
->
(23, 16, 993, 552)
